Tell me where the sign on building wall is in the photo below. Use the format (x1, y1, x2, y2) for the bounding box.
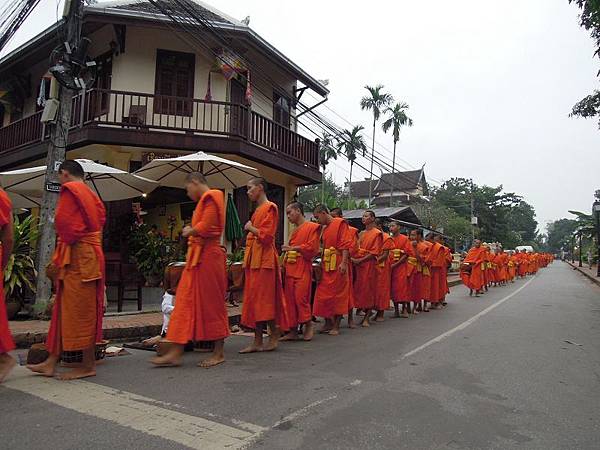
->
(141, 152, 180, 166)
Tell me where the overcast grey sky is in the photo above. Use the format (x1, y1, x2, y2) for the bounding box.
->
(3, 0, 599, 230)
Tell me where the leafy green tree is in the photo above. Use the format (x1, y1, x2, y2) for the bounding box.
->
(569, 1, 600, 127)
(299, 174, 343, 211)
(337, 125, 367, 203)
(382, 101, 414, 206)
(360, 85, 393, 205)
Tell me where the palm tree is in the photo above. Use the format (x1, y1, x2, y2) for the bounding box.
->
(338, 125, 367, 205)
(382, 101, 414, 206)
(360, 84, 393, 206)
(318, 132, 339, 203)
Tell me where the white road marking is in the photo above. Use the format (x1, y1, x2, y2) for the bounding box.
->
(271, 394, 337, 428)
(4, 367, 266, 450)
(400, 277, 536, 360)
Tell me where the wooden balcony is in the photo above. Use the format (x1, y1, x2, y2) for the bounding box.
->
(0, 89, 320, 177)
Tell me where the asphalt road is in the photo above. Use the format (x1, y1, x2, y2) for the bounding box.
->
(2, 261, 599, 450)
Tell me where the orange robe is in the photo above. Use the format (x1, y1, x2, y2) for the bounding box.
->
(390, 234, 410, 303)
(167, 190, 229, 344)
(313, 218, 352, 318)
(347, 226, 360, 309)
(241, 201, 290, 330)
(442, 246, 452, 296)
(46, 181, 106, 354)
(407, 240, 432, 301)
(461, 246, 486, 291)
(429, 242, 447, 303)
(283, 221, 320, 327)
(508, 255, 517, 280)
(353, 228, 383, 309)
(517, 253, 528, 277)
(375, 233, 394, 311)
(0, 189, 15, 354)
(497, 253, 508, 282)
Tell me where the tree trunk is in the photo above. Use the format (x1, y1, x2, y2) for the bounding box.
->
(389, 139, 397, 207)
(348, 161, 354, 208)
(368, 117, 376, 207)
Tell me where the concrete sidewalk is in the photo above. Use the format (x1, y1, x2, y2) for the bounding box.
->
(566, 261, 600, 287)
(10, 275, 462, 349)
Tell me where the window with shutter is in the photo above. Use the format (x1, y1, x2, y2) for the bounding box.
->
(154, 49, 195, 116)
(273, 91, 291, 128)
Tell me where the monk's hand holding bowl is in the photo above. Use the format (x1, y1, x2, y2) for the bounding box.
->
(281, 245, 292, 252)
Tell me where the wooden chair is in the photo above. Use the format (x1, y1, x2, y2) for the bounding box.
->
(123, 105, 147, 127)
(104, 252, 143, 312)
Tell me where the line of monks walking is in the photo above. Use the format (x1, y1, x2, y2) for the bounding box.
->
(461, 241, 553, 297)
(0, 161, 552, 382)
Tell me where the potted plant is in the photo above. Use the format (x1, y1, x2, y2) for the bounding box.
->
(134, 232, 171, 287)
(4, 215, 39, 319)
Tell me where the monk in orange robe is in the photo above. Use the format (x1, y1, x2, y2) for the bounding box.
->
(496, 248, 508, 285)
(280, 202, 320, 342)
(28, 160, 105, 380)
(351, 211, 382, 327)
(405, 229, 432, 313)
(152, 173, 229, 368)
(427, 233, 447, 309)
(389, 222, 410, 318)
(517, 250, 529, 277)
(461, 240, 486, 297)
(507, 251, 518, 282)
(374, 219, 394, 321)
(312, 205, 351, 336)
(0, 189, 15, 384)
(330, 207, 358, 329)
(240, 177, 289, 353)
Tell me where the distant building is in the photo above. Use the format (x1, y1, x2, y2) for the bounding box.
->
(347, 168, 429, 206)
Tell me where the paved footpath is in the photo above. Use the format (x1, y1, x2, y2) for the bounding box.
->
(1, 262, 599, 450)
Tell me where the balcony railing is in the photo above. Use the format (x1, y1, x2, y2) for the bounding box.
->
(0, 89, 319, 169)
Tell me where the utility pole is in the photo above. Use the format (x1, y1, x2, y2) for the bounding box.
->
(470, 179, 476, 243)
(33, 0, 83, 312)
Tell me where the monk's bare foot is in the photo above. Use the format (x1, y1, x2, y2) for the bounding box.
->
(303, 323, 315, 341)
(142, 335, 162, 346)
(56, 368, 96, 380)
(198, 355, 225, 368)
(361, 319, 370, 328)
(262, 337, 279, 352)
(318, 326, 333, 334)
(328, 329, 340, 336)
(150, 355, 182, 367)
(238, 344, 262, 354)
(0, 354, 16, 383)
(27, 361, 56, 378)
(348, 321, 357, 329)
(401, 311, 409, 318)
(279, 332, 299, 342)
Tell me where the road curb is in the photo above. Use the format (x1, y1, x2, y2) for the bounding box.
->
(566, 261, 600, 287)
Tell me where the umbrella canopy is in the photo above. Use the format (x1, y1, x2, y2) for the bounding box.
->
(0, 159, 159, 202)
(134, 151, 258, 189)
(225, 193, 243, 242)
(6, 191, 41, 209)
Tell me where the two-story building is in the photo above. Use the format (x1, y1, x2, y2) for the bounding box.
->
(0, 0, 328, 251)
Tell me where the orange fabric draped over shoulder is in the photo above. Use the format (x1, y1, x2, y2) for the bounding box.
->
(0, 189, 15, 354)
(461, 246, 486, 291)
(241, 201, 290, 330)
(347, 226, 360, 309)
(46, 181, 106, 354)
(390, 233, 410, 303)
(167, 190, 229, 344)
(375, 234, 394, 311)
(313, 218, 352, 318)
(353, 228, 383, 309)
(284, 221, 320, 327)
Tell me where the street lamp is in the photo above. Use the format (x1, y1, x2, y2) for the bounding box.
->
(571, 235, 575, 263)
(578, 231, 583, 268)
(593, 199, 600, 277)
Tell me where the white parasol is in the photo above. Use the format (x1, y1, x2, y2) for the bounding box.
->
(133, 151, 258, 189)
(0, 159, 159, 203)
